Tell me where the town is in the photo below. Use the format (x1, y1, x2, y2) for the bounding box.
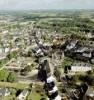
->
(0, 10, 94, 100)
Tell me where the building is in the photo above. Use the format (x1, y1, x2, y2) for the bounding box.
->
(0, 55, 6, 61)
(17, 90, 29, 100)
(85, 87, 94, 100)
(47, 75, 56, 83)
(65, 42, 94, 63)
(32, 47, 44, 57)
(86, 32, 94, 39)
(46, 76, 61, 100)
(66, 41, 77, 50)
(67, 63, 92, 74)
(0, 88, 10, 97)
(38, 59, 51, 82)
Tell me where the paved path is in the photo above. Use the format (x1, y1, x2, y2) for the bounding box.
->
(0, 59, 13, 71)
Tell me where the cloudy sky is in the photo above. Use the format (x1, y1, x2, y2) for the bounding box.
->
(0, 0, 94, 10)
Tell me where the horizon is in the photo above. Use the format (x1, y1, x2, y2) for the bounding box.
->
(0, 0, 94, 11)
(0, 9, 94, 12)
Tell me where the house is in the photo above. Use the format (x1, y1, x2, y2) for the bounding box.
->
(11, 48, 19, 52)
(65, 43, 94, 63)
(5, 47, 10, 53)
(17, 90, 29, 100)
(32, 47, 44, 57)
(83, 51, 92, 58)
(2, 30, 9, 34)
(0, 55, 7, 61)
(77, 83, 88, 100)
(67, 63, 92, 74)
(75, 47, 87, 53)
(52, 34, 65, 45)
(66, 41, 77, 50)
(0, 88, 10, 97)
(0, 48, 3, 54)
(85, 87, 94, 100)
(5, 66, 24, 72)
(86, 32, 94, 39)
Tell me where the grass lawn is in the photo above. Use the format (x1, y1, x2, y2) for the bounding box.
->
(28, 91, 41, 100)
(27, 84, 47, 100)
(27, 91, 47, 100)
(0, 82, 28, 89)
(2, 95, 15, 100)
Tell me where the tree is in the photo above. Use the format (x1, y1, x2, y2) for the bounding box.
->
(0, 70, 9, 82)
(7, 72, 17, 83)
(62, 57, 73, 68)
(54, 67, 61, 81)
(20, 65, 32, 76)
(79, 74, 94, 86)
(28, 83, 33, 91)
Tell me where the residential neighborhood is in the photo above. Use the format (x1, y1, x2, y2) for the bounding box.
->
(0, 4, 94, 100)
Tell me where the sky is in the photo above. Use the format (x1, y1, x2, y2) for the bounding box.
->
(0, 0, 94, 10)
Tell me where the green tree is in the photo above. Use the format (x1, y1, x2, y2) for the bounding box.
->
(7, 72, 17, 83)
(20, 65, 32, 76)
(54, 67, 61, 81)
(0, 70, 9, 82)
